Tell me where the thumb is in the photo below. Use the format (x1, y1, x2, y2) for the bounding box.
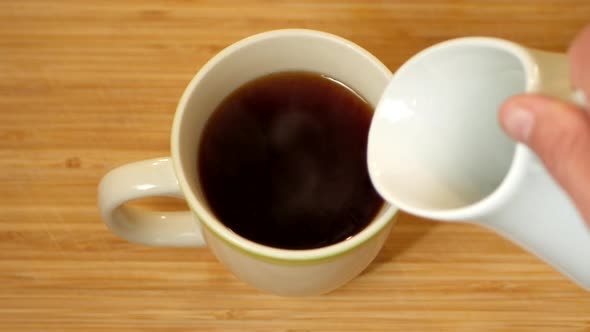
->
(499, 94, 590, 226)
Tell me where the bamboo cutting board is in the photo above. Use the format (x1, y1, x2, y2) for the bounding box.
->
(1, 1, 589, 331)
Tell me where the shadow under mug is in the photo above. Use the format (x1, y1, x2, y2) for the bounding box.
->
(98, 29, 398, 296)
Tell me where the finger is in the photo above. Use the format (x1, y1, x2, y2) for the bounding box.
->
(568, 24, 590, 100)
(500, 94, 590, 226)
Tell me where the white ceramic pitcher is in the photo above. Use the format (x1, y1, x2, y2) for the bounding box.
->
(368, 37, 590, 290)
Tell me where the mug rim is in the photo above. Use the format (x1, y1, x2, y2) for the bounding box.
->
(171, 29, 398, 262)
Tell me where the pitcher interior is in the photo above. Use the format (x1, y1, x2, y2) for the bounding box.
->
(370, 41, 527, 211)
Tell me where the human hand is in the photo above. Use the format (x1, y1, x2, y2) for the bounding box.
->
(499, 25, 590, 226)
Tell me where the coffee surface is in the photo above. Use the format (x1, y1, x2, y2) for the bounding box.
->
(198, 71, 383, 249)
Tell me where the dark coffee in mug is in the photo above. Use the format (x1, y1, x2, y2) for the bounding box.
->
(198, 71, 383, 249)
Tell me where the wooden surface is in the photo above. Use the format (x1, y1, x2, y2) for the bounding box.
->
(1, 1, 589, 331)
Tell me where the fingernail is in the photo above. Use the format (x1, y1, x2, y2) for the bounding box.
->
(573, 89, 588, 110)
(504, 107, 534, 142)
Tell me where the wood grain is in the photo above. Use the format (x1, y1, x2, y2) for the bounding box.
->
(1, 1, 589, 331)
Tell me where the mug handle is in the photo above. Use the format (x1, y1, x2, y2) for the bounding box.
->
(98, 157, 205, 247)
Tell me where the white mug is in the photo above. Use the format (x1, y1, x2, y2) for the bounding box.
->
(368, 37, 590, 290)
(98, 29, 398, 296)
